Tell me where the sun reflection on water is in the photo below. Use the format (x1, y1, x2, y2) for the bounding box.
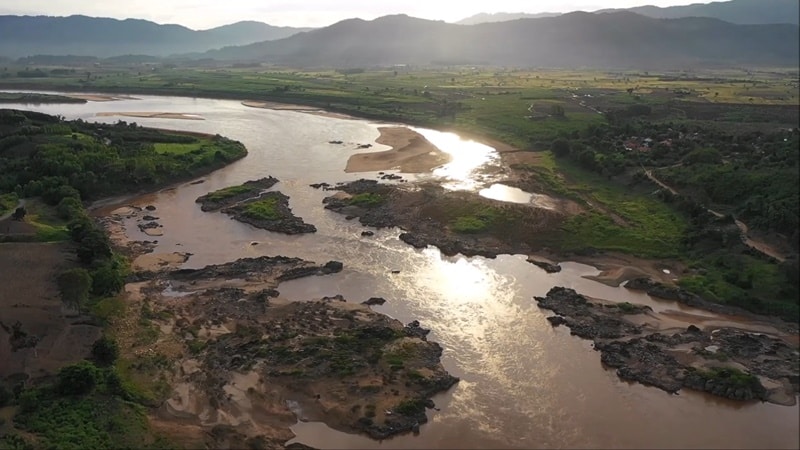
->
(413, 128, 499, 190)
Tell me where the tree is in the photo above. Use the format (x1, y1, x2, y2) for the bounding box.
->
(57, 361, 99, 395)
(91, 336, 119, 366)
(552, 138, 570, 157)
(11, 206, 25, 221)
(91, 261, 124, 296)
(57, 268, 92, 314)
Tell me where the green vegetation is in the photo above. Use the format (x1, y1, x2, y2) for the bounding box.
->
(394, 398, 427, 416)
(205, 184, 258, 202)
(691, 367, 762, 390)
(347, 192, 386, 207)
(0, 92, 86, 104)
(0, 110, 246, 203)
(57, 268, 92, 314)
(445, 204, 504, 234)
(4, 360, 171, 450)
(153, 141, 204, 155)
(0, 192, 17, 215)
(0, 109, 249, 448)
(242, 196, 281, 220)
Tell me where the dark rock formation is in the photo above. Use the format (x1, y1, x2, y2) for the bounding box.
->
(534, 287, 646, 339)
(362, 297, 386, 306)
(195, 177, 279, 212)
(527, 258, 562, 273)
(223, 191, 316, 235)
(533, 286, 798, 404)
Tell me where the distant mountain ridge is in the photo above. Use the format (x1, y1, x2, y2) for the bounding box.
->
(0, 15, 311, 58)
(600, 0, 799, 25)
(204, 12, 799, 69)
(456, 12, 561, 25)
(458, 0, 799, 25)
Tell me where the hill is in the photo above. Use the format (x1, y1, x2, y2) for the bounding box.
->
(204, 12, 799, 68)
(0, 15, 310, 58)
(456, 12, 561, 25)
(600, 0, 800, 25)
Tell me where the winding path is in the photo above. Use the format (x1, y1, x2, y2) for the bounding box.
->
(644, 169, 787, 262)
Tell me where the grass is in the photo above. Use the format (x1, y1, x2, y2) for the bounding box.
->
(242, 197, 281, 220)
(0, 192, 18, 216)
(539, 158, 687, 258)
(16, 199, 71, 242)
(204, 184, 258, 202)
(9, 363, 174, 450)
(153, 141, 203, 155)
(692, 367, 761, 390)
(347, 192, 385, 207)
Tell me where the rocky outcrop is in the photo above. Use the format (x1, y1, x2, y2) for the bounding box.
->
(534, 286, 799, 404)
(534, 287, 647, 339)
(223, 191, 316, 235)
(195, 177, 279, 211)
(171, 255, 341, 282)
(625, 277, 703, 306)
(362, 297, 386, 306)
(527, 258, 561, 273)
(321, 179, 563, 259)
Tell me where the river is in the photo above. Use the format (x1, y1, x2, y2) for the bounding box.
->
(3, 91, 798, 449)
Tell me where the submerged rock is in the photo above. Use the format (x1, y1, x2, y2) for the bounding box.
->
(362, 297, 387, 306)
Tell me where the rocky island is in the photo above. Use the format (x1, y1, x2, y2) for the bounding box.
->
(535, 287, 799, 405)
(197, 179, 316, 234)
(322, 179, 571, 258)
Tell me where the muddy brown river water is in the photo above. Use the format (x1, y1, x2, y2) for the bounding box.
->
(4, 91, 798, 449)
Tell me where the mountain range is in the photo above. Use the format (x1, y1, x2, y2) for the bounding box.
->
(0, 15, 310, 58)
(457, 0, 799, 25)
(1, 0, 798, 69)
(456, 12, 562, 25)
(203, 12, 799, 69)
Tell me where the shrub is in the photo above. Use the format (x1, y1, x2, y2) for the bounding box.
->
(91, 336, 119, 366)
(57, 361, 99, 395)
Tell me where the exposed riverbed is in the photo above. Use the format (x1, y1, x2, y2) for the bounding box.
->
(3, 91, 798, 449)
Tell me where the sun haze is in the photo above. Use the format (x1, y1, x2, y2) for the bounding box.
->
(0, 0, 697, 28)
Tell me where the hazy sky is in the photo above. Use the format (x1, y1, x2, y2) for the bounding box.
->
(0, 0, 704, 29)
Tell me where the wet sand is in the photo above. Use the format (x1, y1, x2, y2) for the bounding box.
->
(346, 127, 452, 173)
(96, 112, 204, 120)
(242, 100, 321, 112)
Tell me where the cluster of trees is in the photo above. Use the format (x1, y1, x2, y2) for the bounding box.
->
(550, 120, 799, 241)
(0, 109, 247, 311)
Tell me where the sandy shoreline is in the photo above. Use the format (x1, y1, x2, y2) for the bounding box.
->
(345, 126, 452, 173)
(96, 112, 204, 120)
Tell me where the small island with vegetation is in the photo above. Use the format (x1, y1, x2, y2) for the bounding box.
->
(197, 179, 317, 234)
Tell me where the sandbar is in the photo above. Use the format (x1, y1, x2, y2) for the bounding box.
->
(345, 126, 451, 173)
(96, 112, 204, 120)
(66, 94, 136, 102)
